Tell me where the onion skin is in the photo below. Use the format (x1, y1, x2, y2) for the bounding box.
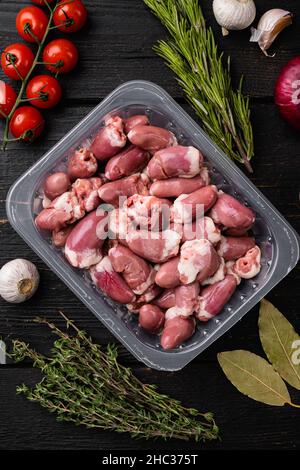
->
(275, 56, 300, 130)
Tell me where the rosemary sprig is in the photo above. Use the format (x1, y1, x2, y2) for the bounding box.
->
(10, 313, 219, 442)
(144, 0, 254, 172)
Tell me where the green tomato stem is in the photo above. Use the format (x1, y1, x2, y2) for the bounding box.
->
(5, 54, 25, 80)
(44, 0, 53, 13)
(48, 20, 74, 30)
(23, 23, 41, 46)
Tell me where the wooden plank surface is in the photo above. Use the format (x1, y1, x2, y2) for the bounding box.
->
(0, 0, 299, 100)
(1, 365, 299, 450)
(0, 0, 300, 450)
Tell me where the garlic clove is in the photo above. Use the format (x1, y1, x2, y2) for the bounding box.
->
(250, 9, 293, 56)
(213, 0, 256, 36)
(0, 259, 39, 304)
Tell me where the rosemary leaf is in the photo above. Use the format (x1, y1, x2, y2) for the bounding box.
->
(11, 315, 219, 442)
(144, 0, 254, 172)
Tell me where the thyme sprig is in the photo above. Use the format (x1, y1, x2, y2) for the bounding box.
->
(11, 313, 219, 442)
(144, 0, 254, 172)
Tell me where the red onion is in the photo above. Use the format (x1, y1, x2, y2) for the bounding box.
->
(275, 56, 300, 130)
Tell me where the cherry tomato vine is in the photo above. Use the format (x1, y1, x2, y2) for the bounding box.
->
(0, 0, 87, 151)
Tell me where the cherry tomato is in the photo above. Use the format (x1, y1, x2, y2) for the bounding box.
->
(16, 6, 48, 44)
(31, 0, 55, 4)
(53, 0, 87, 33)
(9, 106, 45, 141)
(26, 75, 62, 109)
(0, 81, 17, 119)
(42, 39, 78, 74)
(1, 43, 34, 81)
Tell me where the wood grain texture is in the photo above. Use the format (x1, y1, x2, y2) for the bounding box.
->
(0, 0, 300, 451)
(1, 365, 299, 450)
(0, 0, 300, 100)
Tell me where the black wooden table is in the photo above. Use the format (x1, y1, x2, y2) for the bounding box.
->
(0, 0, 300, 451)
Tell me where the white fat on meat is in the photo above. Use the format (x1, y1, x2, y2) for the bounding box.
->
(225, 261, 241, 285)
(217, 236, 228, 257)
(84, 190, 99, 212)
(200, 167, 210, 185)
(165, 306, 191, 320)
(178, 239, 211, 284)
(108, 208, 131, 240)
(53, 191, 84, 221)
(172, 194, 191, 223)
(107, 125, 123, 147)
(65, 246, 102, 269)
(52, 192, 74, 212)
(126, 303, 139, 313)
(202, 257, 226, 286)
(90, 257, 112, 284)
(93, 256, 113, 273)
(203, 217, 221, 245)
(42, 195, 51, 209)
(86, 158, 97, 173)
(184, 146, 202, 178)
(133, 269, 156, 296)
(197, 299, 214, 321)
(161, 229, 181, 259)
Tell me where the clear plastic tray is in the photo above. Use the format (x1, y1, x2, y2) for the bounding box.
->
(6, 80, 300, 371)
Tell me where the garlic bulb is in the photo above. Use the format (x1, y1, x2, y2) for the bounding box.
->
(213, 0, 256, 36)
(250, 9, 293, 56)
(0, 259, 39, 303)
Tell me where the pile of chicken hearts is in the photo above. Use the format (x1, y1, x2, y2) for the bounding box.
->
(36, 114, 261, 350)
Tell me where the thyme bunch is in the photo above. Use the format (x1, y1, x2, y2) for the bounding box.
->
(144, 0, 254, 172)
(11, 313, 219, 442)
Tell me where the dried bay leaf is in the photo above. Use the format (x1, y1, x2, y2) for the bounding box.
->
(259, 299, 300, 390)
(217, 350, 291, 406)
